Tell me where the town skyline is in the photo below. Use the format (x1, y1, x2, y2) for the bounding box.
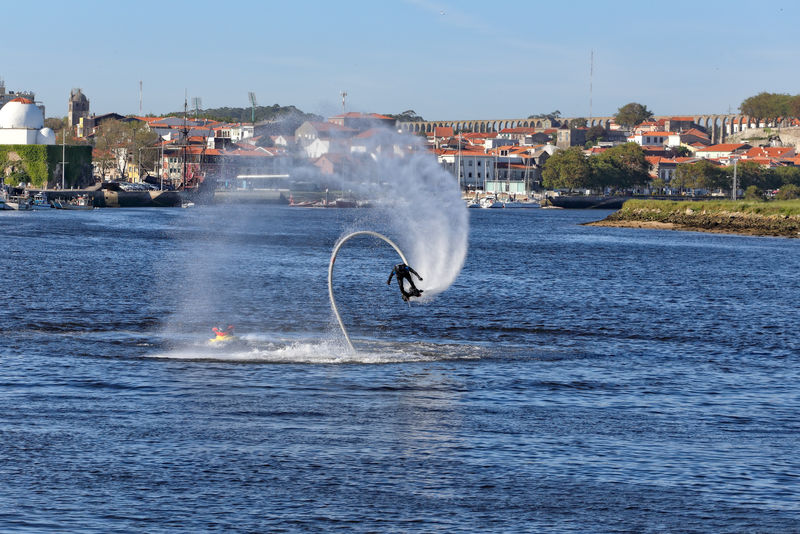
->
(4, 1, 800, 120)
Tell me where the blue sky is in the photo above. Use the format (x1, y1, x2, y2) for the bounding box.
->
(4, 0, 799, 121)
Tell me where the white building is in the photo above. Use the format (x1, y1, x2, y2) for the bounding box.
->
(629, 131, 681, 148)
(0, 97, 55, 145)
(438, 149, 495, 191)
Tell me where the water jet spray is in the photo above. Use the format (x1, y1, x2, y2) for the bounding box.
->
(328, 231, 409, 352)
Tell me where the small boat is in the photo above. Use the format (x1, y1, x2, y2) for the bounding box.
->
(480, 195, 504, 209)
(54, 195, 94, 210)
(502, 196, 540, 208)
(31, 192, 53, 210)
(2, 195, 33, 211)
(465, 193, 481, 208)
(503, 201, 540, 208)
(181, 201, 195, 208)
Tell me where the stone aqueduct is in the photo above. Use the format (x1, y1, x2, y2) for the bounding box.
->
(398, 115, 785, 144)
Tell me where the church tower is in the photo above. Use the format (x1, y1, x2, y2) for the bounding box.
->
(68, 88, 90, 129)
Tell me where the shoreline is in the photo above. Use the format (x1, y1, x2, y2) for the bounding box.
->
(585, 219, 800, 237)
(586, 199, 800, 238)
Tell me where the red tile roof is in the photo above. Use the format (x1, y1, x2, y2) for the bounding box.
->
(682, 128, 709, 138)
(743, 146, 794, 158)
(499, 127, 538, 134)
(696, 143, 748, 152)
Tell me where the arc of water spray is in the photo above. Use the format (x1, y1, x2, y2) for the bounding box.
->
(328, 231, 409, 352)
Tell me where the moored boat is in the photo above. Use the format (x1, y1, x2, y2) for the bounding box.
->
(480, 195, 504, 208)
(31, 192, 52, 210)
(503, 199, 540, 208)
(2, 195, 33, 211)
(53, 194, 94, 210)
(545, 195, 627, 209)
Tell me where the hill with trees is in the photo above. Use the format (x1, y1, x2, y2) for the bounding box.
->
(739, 92, 800, 121)
(165, 104, 321, 125)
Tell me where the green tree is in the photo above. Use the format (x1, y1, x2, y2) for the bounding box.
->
(772, 165, 800, 187)
(614, 102, 654, 129)
(676, 160, 725, 191)
(585, 125, 605, 144)
(774, 183, 800, 200)
(790, 95, 800, 118)
(569, 117, 587, 128)
(667, 146, 692, 158)
(743, 185, 764, 200)
(650, 177, 666, 195)
(528, 110, 561, 120)
(94, 119, 159, 180)
(739, 92, 793, 122)
(542, 147, 592, 191)
(591, 142, 650, 190)
(44, 117, 65, 131)
(388, 109, 425, 122)
(725, 160, 766, 190)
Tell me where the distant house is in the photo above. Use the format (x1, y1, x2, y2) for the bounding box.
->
(556, 128, 586, 149)
(295, 121, 355, 158)
(327, 112, 395, 132)
(271, 134, 295, 147)
(350, 127, 406, 157)
(437, 148, 495, 191)
(680, 128, 711, 147)
(314, 153, 361, 176)
(498, 127, 538, 142)
(695, 143, 751, 160)
(652, 157, 698, 183)
(742, 146, 796, 160)
(662, 117, 698, 132)
(630, 131, 681, 148)
(523, 132, 554, 145)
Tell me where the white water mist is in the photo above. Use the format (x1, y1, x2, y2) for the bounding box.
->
(335, 128, 468, 297)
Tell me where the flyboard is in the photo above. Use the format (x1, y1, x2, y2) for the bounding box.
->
(208, 335, 238, 345)
(328, 231, 411, 352)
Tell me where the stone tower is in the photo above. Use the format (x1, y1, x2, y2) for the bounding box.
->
(68, 88, 90, 129)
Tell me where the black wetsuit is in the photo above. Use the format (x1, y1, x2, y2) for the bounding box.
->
(387, 263, 423, 301)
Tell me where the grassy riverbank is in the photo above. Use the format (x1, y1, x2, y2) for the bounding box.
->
(587, 199, 800, 238)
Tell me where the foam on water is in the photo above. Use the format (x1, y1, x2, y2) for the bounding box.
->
(150, 333, 484, 364)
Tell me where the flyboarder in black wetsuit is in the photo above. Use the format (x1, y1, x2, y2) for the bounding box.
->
(387, 263, 423, 302)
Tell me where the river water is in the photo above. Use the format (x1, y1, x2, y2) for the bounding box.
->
(1, 206, 798, 532)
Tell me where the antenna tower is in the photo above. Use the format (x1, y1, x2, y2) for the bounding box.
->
(589, 50, 594, 121)
(192, 97, 202, 119)
(139, 80, 143, 115)
(248, 92, 257, 123)
(341, 91, 347, 114)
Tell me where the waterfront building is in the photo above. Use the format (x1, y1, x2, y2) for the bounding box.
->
(436, 147, 495, 192)
(0, 97, 55, 145)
